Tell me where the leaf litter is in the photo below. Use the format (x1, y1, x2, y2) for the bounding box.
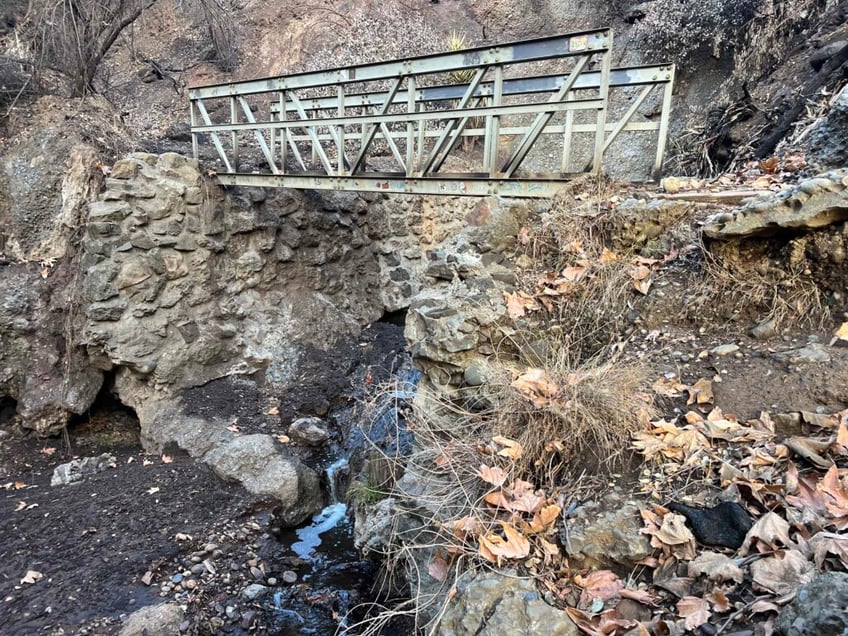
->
(435, 380, 848, 634)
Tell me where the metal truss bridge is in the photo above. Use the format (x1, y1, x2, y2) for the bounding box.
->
(189, 29, 674, 198)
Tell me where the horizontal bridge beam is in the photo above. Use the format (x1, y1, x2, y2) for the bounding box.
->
(214, 172, 570, 198)
(189, 29, 611, 100)
(192, 98, 605, 134)
(267, 65, 674, 116)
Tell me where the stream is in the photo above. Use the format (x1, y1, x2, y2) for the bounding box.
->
(261, 346, 421, 634)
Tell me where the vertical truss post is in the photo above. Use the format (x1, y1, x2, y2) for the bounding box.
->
(190, 100, 198, 160)
(590, 39, 613, 175)
(484, 65, 503, 177)
(561, 92, 574, 172)
(406, 76, 416, 177)
(337, 85, 346, 174)
(653, 65, 675, 180)
(278, 92, 288, 171)
(230, 96, 239, 172)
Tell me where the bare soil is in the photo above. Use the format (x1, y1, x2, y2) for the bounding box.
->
(0, 321, 407, 635)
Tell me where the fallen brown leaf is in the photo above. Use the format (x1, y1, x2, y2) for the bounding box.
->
(741, 512, 795, 554)
(476, 464, 508, 487)
(427, 550, 450, 582)
(677, 596, 710, 630)
(705, 588, 731, 613)
(20, 570, 43, 585)
(511, 368, 559, 408)
(688, 551, 744, 583)
(750, 549, 814, 595)
(478, 521, 531, 564)
(493, 436, 524, 460)
(577, 570, 623, 609)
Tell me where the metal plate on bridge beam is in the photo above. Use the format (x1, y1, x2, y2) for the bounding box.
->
(213, 173, 575, 198)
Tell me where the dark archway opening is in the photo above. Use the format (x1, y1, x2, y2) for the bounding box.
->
(67, 371, 141, 451)
(378, 308, 407, 327)
(0, 396, 17, 428)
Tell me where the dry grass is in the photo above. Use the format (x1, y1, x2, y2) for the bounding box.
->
(700, 238, 829, 330)
(484, 357, 654, 486)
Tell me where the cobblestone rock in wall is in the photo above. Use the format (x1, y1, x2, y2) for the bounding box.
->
(81, 153, 383, 408)
(402, 197, 543, 388)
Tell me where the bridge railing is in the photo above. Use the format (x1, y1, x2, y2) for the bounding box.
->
(188, 30, 674, 197)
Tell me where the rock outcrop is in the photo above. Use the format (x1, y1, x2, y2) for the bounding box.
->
(806, 84, 848, 169)
(776, 571, 848, 635)
(703, 170, 848, 239)
(435, 571, 579, 636)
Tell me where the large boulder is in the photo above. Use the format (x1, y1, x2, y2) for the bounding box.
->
(204, 434, 322, 526)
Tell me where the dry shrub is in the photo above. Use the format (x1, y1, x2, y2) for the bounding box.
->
(478, 351, 655, 486)
(511, 176, 638, 363)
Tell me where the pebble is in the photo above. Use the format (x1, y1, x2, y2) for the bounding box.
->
(242, 610, 257, 629)
(267, 577, 278, 586)
(191, 564, 205, 575)
(250, 566, 264, 581)
(171, 574, 183, 584)
(204, 543, 218, 553)
(225, 606, 238, 620)
(184, 579, 198, 590)
(241, 584, 269, 601)
(711, 344, 740, 356)
(282, 570, 297, 584)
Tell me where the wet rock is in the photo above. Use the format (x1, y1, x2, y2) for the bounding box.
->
(204, 434, 322, 526)
(435, 571, 579, 636)
(666, 501, 753, 549)
(288, 417, 330, 446)
(282, 570, 297, 583)
(119, 602, 184, 636)
(703, 169, 848, 239)
(776, 572, 848, 635)
(51, 454, 117, 486)
(560, 495, 652, 570)
(240, 583, 269, 601)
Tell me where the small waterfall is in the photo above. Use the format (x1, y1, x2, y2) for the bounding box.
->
(325, 457, 350, 504)
(290, 458, 351, 560)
